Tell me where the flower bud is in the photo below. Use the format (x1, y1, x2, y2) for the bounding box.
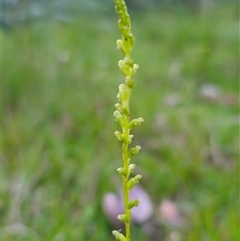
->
(117, 214, 129, 223)
(131, 64, 139, 75)
(128, 164, 136, 174)
(126, 76, 134, 89)
(119, 84, 125, 91)
(123, 57, 133, 66)
(116, 39, 123, 49)
(128, 199, 140, 209)
(128, 146, 141, 158)
(128, 117, 144, 129)
(118, 19, 124, 32)
(133, 64, 139, 70)
(116, 39, 127, 55)
(128, 134, 134, 144)
(118, 60, 125, 68)
(117, 167, 126, 177)
(114, 131, 123, 141)
(118, 84, 127, 102)
(118, 60, 128, 76)
(113, 111, 124, 126)
(113, 110, 121, 118)
(127, 175, 142, 190)
(127, 33, 135, 47)
(112, 230, 126, 241)
(115, 103, 123, 112)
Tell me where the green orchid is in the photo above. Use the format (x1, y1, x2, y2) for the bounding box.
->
(112, 1, 144, 241)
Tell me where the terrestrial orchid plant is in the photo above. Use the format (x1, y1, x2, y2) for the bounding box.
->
(112, 0, 144, 240)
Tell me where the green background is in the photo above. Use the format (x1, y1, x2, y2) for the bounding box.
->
(2, 2, 239, 241)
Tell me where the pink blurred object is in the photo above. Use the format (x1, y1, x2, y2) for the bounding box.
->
(102, 185, 153, 227)
(102, 193, 122, 227)
(158, 200, 181, 226)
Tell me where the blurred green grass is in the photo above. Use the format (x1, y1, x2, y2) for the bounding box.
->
(2, 5, 239, 241)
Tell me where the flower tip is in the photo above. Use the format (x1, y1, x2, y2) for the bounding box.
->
(118, 60, 125, 68)
(133, 64, 139, 70)
(112, 230, 126, 241)
(116, 39, 122, 49)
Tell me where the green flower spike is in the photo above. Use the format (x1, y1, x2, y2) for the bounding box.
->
(112, 1, 144, 240)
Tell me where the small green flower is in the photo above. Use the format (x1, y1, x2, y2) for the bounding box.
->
(112, 230, 126, 241)
(128, 146, 141, 159)
(117, 167, 126, 177)
(128, 164, 136, 174)
(127, 175, 142, 190)
(118, 214, 130, 223)
(128, 118, 144, 129)
(127, 199, 140, 209)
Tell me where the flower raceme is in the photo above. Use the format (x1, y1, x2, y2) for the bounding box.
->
(112, 0, 144, 241)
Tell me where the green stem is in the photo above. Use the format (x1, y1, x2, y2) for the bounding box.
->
(123, 115, 131, 241)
